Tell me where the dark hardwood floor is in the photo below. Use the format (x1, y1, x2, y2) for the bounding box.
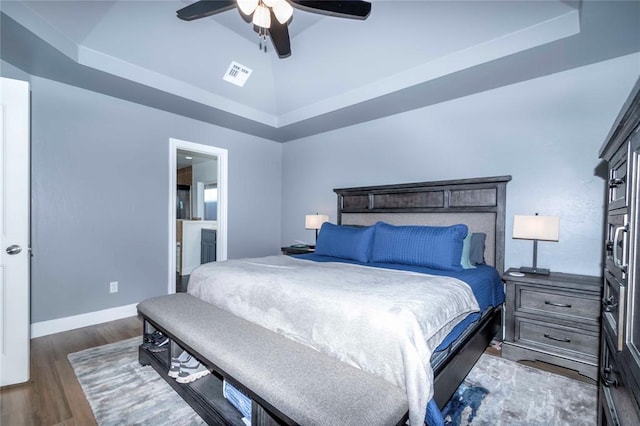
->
(0, 315, 142, 426)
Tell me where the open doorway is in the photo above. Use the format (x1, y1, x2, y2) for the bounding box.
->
(169, 138, 228, 294)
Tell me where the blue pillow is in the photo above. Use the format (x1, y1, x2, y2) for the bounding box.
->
(371, 222, 468, 271)
(314, 222, 375, 263)
(470, 232, 486, 265)
(460, 232, 476, 269)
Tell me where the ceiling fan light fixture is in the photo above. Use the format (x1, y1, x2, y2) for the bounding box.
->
(253, 4, 271, 28)
(178, 0, 372, 58)
(237, 0, 258, 16)
(272, 0, 293, 24)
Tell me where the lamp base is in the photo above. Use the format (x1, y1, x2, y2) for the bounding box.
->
(519, 266, 550, 275)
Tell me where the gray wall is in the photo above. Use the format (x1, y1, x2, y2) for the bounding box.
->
(3, 51, 639, 323)
(26, 75, 282, 323)
(281, 53, 640, 276)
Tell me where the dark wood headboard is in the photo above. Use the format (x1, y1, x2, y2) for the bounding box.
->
(333, 176, 512, 273)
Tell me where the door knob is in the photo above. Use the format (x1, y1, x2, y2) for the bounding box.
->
(6, 245, 22, 255)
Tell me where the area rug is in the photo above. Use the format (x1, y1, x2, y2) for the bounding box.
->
(69, 337, 597, 425)
(68, 337, 205, 425)
(441, 354, 597, 425)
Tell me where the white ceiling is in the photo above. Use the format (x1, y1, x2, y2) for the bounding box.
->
(2, 1, 639, 141)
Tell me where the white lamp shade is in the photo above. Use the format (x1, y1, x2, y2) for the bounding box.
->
(262, 0, 278, 7)
(252, 4, 271, 28)
(305, 214, 329, 230)
(237, 0, 258, 16)
(272, 0, 293, 23)
(513, 215, 560, 241)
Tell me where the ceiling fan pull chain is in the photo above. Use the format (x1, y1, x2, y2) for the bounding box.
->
(257, 27, 267, 53)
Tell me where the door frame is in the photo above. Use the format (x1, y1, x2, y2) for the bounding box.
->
(168, 138, 228, 294)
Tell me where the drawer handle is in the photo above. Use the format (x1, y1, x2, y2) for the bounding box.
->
(613, 224, 628, 272)
(544, 300, 571, 308)
(602, 296, 618, 312)
(605, 239, 614, 252)
(609, 177, 625, 188)
(544, 334, 571, 343)
(601, 367, 618, 387)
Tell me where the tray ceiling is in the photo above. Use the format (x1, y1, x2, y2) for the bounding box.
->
(1, 0, 639, 141)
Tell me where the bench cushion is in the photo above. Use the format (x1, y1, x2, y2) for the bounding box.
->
(137, 293, 408, 426)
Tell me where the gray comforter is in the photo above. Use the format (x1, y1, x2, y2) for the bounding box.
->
(188, 255, 480, 425)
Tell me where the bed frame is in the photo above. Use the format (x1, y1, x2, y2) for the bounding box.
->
(333, 175, 511, 408)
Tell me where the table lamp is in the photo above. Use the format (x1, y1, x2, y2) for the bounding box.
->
(513, 214, 560, 275)
(305, 213, 329, 244)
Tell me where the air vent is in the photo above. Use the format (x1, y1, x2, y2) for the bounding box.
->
(223, 61, 252, 87)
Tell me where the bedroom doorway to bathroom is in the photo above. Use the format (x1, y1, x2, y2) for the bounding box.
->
(169, 138, 228, 294)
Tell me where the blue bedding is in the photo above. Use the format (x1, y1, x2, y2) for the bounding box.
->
(293, 253, 504, 425)
(295, 253, 503, 315)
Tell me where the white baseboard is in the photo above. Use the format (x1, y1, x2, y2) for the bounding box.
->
(31, 303, 138, 338)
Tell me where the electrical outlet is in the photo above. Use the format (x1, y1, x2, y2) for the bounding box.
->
(110, 281, 118, 293)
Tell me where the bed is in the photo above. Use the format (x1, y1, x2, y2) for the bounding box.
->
(187, 175, 511, 425)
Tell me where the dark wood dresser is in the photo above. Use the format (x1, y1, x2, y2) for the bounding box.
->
(598, 77, 640, 426)
(502, 269, 601, 381)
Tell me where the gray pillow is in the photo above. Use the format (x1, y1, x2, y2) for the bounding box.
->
(469, 233, 486, 265)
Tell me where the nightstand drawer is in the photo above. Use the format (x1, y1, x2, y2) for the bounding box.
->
(515, 317, 599, 358)
(517, 286, 600, 322)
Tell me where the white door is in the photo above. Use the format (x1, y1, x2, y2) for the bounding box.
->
(0, 77, 30, 386)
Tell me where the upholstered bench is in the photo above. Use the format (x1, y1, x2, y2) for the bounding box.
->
(137, 293, 409, 426)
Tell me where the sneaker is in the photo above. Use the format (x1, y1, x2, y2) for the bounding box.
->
(148, 334, 169, 352)
(168, 351, 192, 378)
(175, 357, 210, 384)
(141, 331, 170, 353)
(143, 330, 164, 345)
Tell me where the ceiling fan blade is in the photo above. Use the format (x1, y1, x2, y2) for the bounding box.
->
(289, 1, 371, 20)
(268, 18, 291, 58)
(177, 0, 237, 21)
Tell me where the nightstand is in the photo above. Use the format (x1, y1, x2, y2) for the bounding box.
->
(502, 269, 602, 381)
(281, 246, 315, 255)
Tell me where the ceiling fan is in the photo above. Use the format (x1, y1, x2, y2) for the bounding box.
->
(177, 0, 372, 58)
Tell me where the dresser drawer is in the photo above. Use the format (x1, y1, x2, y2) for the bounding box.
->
(607, 142, 629, 211)
(599, 332, 640, 425)
(514, 317, 599, 358)
(603, 270, 626, 352)
(515, 284, 600, 322)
